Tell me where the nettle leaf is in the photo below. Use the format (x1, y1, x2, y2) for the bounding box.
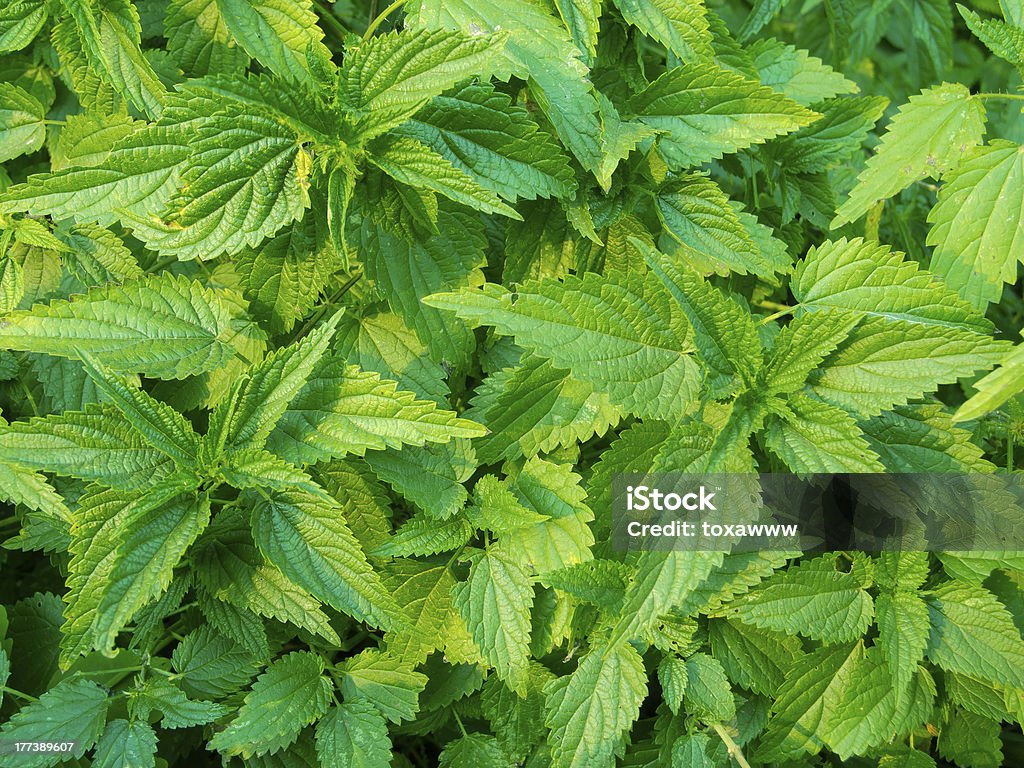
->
(954, 340, 1024, 422)
(749, 38, 858, 105)
(216, 0, 330, 83)
(721, 555, 874, 642)
(408, 0, 604, 175)
(209, 651, 332, 758)
(92, 718, 158, 768)
(453, 547, 534, 695)
(926, 582, 1024, 690)
(0, 273, 238, 379)
(248, 487, 401, 631)
(369, 134, 521, 218)
(339, 648, 428, 723)
(0, 82, 46, 163)
(340, 27, 507, 140)
(833, 82, 987, 226)
(863, 404, 995, 471)
(544, 642, 647, 768)
(0, 678, 109, 766)
(265, 356, 484, 464)
(770, 95, 889, 173)
(391, 81, 576, 202)
(164, 0, 251, 77)
(927, 140, 1024, 309)
(316, 701, 393, 768)
(629, 62, 819, 168)
(0, 0, 47, 53)
(611, 0, 713, 63)
(425, 271, 700, 420)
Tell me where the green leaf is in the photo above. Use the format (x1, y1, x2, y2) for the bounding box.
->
(954, 341, 1024, 422)
(453, 548, 534, 695)
(392, 81, 575, 202)
(877, 591, 929, 689)
(408, 0, 604, 174)
(209, 651, 332, 758)
(708, 618, 803, 696)
(265, 358, 484, 464)
(671, 733, 716, 768)
(0, 82, 46, 163)
(0, 273, 238, 380)
(793, 237, 990, 332)
(611, 0, 712, 62)
(78, 354, 201, 468)
(339, 648, 428, 723)
(0, 405, 177, 490)
(927, 141, 1024, 309)
(959, 5, 1024, 70)
(0, 0, 47, 53)
(372, 512, 473, 557)
(863, 404, 995, 471)
(722, 555, 873, 643)
(764, 391, 885, 473)
(369, 135, 521, 218)
(761, 309, 860, 396)
(62, 0, 168, 118)
(424, 272, 700, 420)
(91, 719, 158, 768)
(217, 0, 330, 82)
(683, 653, 735, 722)
(128, 677, 228, 729)
(381, 559, 458, 664)
(56, 223, 143, 286)
(0, 678, 109, 767)
(340, 27, 506, 140)
(170, 625, 258, 700)
(938, 709, 1003, 768)
(641, 242, 761, 396)
(926, 582, 1024, 690)
(164, 0, 251, 77)
(366, 440, 476, 520)
(439, 734, 512, 768)
(629, 63, 819, 168)
(315, 701, 393, 768)
(544, 642, 648, 768)
(833, 83, 987, 226)
(749, 38, 858, 106)
(770, 95, 889, 173)
(207, 311, 340, 457)
(658, 655, 687, 714)
(248, 488, 401, 631)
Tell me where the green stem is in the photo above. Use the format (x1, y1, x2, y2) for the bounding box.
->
(2, 685, 39, 703)
(1009, 433, 1015, 472)
(759, 305, 797, 326)
(17, 378, 39, 418)
(452, 709, 469, 738)
(712, 723, 753, 768)
(292, 270, 362, 341)
(313, 0, 349, 41)
(363, 0, 407, 39)
(975, 92, 1024, 102)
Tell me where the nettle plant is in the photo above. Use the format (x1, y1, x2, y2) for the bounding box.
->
(0, 0, 1023, 766)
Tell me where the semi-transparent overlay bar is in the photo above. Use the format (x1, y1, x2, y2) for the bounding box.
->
(611, 473, 1024, 552)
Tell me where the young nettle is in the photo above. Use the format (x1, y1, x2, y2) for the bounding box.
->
(0, 0, 1023, 766)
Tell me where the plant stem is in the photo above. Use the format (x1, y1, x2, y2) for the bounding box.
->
(363, 0, 407, 39)
(313, 0, 349, 41)
(2, 685, 39, 703)
(712, 723, 753, 768)
(758, 305, 797, 326)
(452, 709, 469, 738)
(1009, 433, 1015, 471)
(975, 92, 1024, 102)
(291, 270, 362, 341)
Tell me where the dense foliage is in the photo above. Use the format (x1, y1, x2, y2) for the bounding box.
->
(0, 0, 1023, 765)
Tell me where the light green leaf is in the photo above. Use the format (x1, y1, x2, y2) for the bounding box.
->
(366, 439, 476, 520)
(340, 27, 506, 140)
(339, 648, 428, 723)
(408, 0, 604, 174)
(683, 653, 735, 722)
(928, 141, 1024, 309)
(0, 82, 46, 163)
(926, 582, 1024, 690)
(128, 677, 228, 729)
(959, 5, 1024, 69)
(611, 0, 712, 62)
(439, 734, 511, 768)
(453, 548, 534, 695)
(381, 559, 458, 665)
(629, 63, 819, 168)
(0, 273, 238, 380)
(764, 391, 884, 473)
(391, 81, 575, 202)
(315, 701, 392, 768)
(544, 642, 647, 768)
(0, 0, 47, 53)
(369, 135, 521, 219)
(424, 272, 700, 421)
(771, 95, 889, 173)
(164, 0, 251, 77)
(658, 655, 687, 714)
(209, 651, 332, 758)
(708, 618, 803, 696)
(863, 404, 995, 471)
(723, 555, 873, 642)
(954, 341, 1024, 422)
(266, 358, 484, 464)
(877, 591, 929, 689)
(761, 309, 860, 396)
(372, 512, 473, 558)
(170, 625, 258, 700)
(749, 38, 858, 106)
(217, 0, 330, 82)
(833, 83, 987, 226)
(0, 678, 109, 767)
(248, 488, 401, 631)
